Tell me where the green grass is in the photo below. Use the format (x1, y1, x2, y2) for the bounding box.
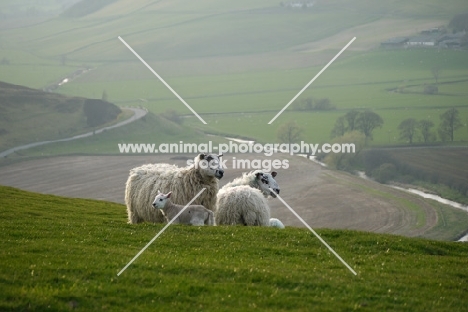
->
(369, 147, 468, 204)
(1, 0, 468, 156)
(13, 112, 229, 157)
(1, 185, 468, 311)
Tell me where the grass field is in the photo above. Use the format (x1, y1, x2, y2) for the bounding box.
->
(1, 185, 467, 311)
(363, 147, 468, 204)
(1, 0, 468, 153)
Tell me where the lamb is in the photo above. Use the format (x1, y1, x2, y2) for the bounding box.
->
(152, 191, 215, 226)
(269, 218, 285, 229)
(125, 153, 224, 224)
(215, 170, 280, 226)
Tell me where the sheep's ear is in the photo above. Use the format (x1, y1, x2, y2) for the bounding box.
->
(158, 190, 162, 194)
(255, 172, 263, 179)
(166, 192, 172, 198)
(271, 171, 277, 178)
(199, 153, 206, 160)
(217, 153, 223, 158)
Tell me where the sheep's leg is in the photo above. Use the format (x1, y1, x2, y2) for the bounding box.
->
(206, 211, 215, 226)
(243, 210, 259, 226)
(190, 216, 204, 226)
(127, 209, 141, 224)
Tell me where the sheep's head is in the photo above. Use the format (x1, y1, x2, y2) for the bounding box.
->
(254, 170, 280, 198)
(152, 191, 172, 209)
(194, 153, 224, 180)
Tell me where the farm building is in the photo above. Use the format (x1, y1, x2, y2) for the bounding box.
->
(406, 36, 437, 47)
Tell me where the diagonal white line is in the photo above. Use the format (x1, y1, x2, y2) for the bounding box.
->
(270, 188, 357, 276)
(118, 36, 207, 124)
(268, 37, 356, 124)
(117, 188, 207, 276)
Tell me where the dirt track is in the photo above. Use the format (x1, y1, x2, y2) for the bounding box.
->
(0, 153, 443, 238)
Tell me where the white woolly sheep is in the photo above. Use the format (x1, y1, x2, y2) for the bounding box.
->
(125, 153, 224, 224)
(215, 170, 280, 226)
(269, 218, 285, 229)
(152, 191, 215, 226)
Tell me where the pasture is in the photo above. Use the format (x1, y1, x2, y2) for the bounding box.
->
(1, 184, 468, 311)
(1, 0, 468, 151)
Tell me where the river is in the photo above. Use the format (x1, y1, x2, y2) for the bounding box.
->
(357, 171, 468, 242)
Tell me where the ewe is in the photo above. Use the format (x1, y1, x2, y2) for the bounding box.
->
(152, 191, 215, 226)
(125, 153, 224, 224)
(215, 170, 280, 226)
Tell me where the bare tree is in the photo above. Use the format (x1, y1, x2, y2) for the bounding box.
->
(277, 120, 303, 152)
(418, 119, 435, 143)
(431, 66, 442, 84)
(331, 116, 346, 138)
(398, 118, 418, 144)
(439, 108, 463, 142)
(101, 90, 108, 102)
(356, 110, 384, 143)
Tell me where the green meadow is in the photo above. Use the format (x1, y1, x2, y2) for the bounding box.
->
(1, 0, 468, 153)
(1, 185, 468, 311)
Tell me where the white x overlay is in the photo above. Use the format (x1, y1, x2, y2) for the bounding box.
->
(270, 188, 357, 275)
(117, 188, 207, 276)
(268, 37, 356, 124)
(118, 36, 207, 124)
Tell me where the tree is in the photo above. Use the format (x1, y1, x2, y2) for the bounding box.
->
(398, 118, 418, 144)
(431, 66, 442, 84)
(324, 131, 365, 171)
(161, 109, 183, 124)
(355, 110, 384, 143)
(277, 120, 303, 152)
(424, 84, 438, 95)
(344, 110, 359, 131)
(438, 108, 463, 142)
(330, 116, 346, 138)
(314, 98, 335, 111)
(83, 99, 121, 127)
(418, 119, 435, 143)
(101, 90, 108, 102)
(449, 13, 468, 32)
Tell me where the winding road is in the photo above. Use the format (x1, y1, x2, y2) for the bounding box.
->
(0, 107, 148, 158)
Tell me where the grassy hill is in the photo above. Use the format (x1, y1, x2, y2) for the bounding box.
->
(0, 81, 125, 154)
(1, 185, 467, 311)
(0, 0, 467, 153)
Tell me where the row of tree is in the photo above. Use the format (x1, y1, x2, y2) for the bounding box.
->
(398, 108, 464, 143)
(292, 97, 336, 111)
(331, 110, 383, 143)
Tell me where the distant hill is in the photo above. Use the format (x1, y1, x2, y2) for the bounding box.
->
(0, 81, 121, 153)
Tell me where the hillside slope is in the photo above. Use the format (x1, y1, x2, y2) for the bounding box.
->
(1, 154, 467, 241)
(0, 185, 467, 311)
(0, 81, 121, 153)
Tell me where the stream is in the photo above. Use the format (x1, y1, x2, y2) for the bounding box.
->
(357, 171, 468, 242)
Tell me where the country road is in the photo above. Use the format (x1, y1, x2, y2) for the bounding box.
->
(0, 107, 148, 158)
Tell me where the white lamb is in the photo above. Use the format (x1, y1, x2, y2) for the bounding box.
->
(215, 170, 280, 226)
(152, 191, 215, 226)
(269, 218, 285, 229)
(125, 153, 224, 224)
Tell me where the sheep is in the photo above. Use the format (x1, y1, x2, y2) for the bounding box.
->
(152, 191, 215, 226)
(269, 218, 285, 229)
(125, 153, 224, 224)
(215, 170, 280, 226)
